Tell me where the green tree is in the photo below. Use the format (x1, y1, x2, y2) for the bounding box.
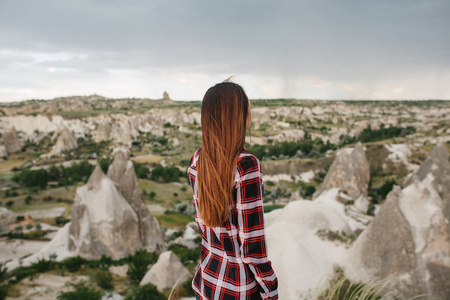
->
(125, 283, 165, 300)
(57, 282, 102, 300)
(127, 250, 158, 284)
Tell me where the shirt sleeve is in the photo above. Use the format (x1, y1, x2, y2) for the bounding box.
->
(235, 155, 278, 300)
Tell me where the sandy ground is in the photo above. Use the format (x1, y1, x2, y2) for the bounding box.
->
(146, 204, 166, 215)
(30, 159, 97, 170)
(0, 238, 48, 262)
(20, 206, 67, 219)
(8, 274, 89, 300)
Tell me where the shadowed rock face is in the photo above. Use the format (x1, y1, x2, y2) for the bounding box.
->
(350, 143, 450, 300)
(351, 186, 428, 298)
(107, 150, 166, 252)
(2, 126, 21, 154)
(68, 165, 142, 260)
(313, 142, 370, 200)
(404, 143, 450, 224)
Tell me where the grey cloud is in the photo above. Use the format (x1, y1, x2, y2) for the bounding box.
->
(0, 0, 449, 100)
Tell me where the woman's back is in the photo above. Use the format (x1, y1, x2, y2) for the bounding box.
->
(188, 147, 278, 300)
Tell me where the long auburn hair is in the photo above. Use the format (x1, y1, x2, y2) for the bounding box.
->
(197, 81, 250, 227)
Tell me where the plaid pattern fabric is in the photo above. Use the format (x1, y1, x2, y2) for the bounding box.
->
(187, 147, 278, 300)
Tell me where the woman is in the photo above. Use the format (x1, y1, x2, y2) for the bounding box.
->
(187, 81, 278, 300)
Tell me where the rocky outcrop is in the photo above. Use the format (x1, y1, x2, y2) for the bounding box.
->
(348, 143, 450, 300)
(2, 126, 21, 154)
(0, 144, 8, 158)
(107, 150, 165, 252)
(68, 164, 142, 260)
(265, 200, 353, 299)
(140, 251, 191, 292)
(92, 123, 111, 143)
(0, 207, 16, 228)
(313, 142, 370, 200)
(403, 143, 450, 224)
(43, 127, 78, 158)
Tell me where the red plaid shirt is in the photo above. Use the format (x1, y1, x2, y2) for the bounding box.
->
(187, 148, 278, 300)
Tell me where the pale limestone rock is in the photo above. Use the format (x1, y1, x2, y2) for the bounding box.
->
(313, 142, 370, 200)
(0, 144, 7, 158)
(68, 164, 142, 260)
(92, 123, 112, 143)
(264, 199, 352, 299)
(348, 173, 450, 299)
(0, 207, 15, 227)
(403, 143, 450, 225)
(2, 126, 21, 153)
(140, 251, 191, 292)
(107, 150, 165, 252)
(44, 126, 78, 157)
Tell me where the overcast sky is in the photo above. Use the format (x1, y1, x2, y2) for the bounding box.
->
(1, 0, 449, 102)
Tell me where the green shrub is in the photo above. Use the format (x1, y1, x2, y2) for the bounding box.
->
(5, 201, 13, 208)
(151, 166, 182, 183)
(133, 162, 150, 179)
(93, 270, 113, 291)
(55, 216, 70, 226)
(126, 250, 158, 284)
(62, 256, 87, 273)
(9, 267, 37, 283)
(12, 168, 49, 189)
(25, 195, 32, 204)
(0, 285, 7, 300)
(57, 282, 102, 300)
(31, 258, 55, 273)
(168, 244, 200, 265)
(125, 283, 165, 300)
(263, 205, 284, 213)
(98, 157, 114, 174)
(0, 262, 7, 283)
(379, 179, 397, 200)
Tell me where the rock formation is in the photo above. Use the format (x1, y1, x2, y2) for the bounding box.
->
(403, 143, 450, 226)
(162, 91, 171, 101)
(348, 143, 450, 300)
(2, 126, 21, 154)
(140, 251, 191, 292)
(106, 150, 165, 252)
(92, 123, 112, 143)
(68, 164, 143, 260)
(0, 143, 8, 158)
(265, 200, 353, 299)
(313, 142, 370, 200)
(0, 207, 16, 229)
(46, 127, 78, 157)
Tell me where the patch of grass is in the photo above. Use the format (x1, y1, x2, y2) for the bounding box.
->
(263, 204, 285, 213)
(317, 266, 387, 300)
(316, 229, 361, 244)
(155, 212, 194, 228)
(57, 282, 102, 300)
(138, 179, 192, 208)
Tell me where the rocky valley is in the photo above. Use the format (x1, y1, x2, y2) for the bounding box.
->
(0, 95, 449, 299)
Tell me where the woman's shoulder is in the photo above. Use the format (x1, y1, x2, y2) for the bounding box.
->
(237, 149, 261, 170)
(188, 147, 261, 168)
